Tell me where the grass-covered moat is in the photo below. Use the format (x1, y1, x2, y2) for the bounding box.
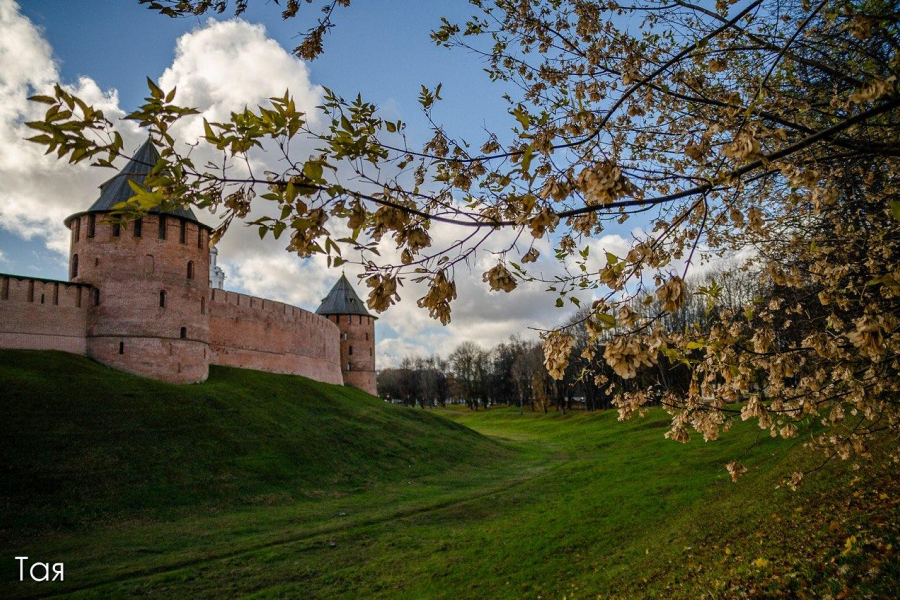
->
(1, 351, 897, 598)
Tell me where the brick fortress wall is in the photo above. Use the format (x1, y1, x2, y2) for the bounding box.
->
(0, 275, 94, 354)
(208, 290, 343, 385)
(0, 214, 351, 390)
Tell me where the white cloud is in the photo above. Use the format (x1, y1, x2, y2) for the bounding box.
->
(158, 18, 324, 142)
(0, 3, 592, 368)
(0, 0, 144, 253)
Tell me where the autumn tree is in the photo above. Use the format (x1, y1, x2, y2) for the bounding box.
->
(29, 0, 900, 481)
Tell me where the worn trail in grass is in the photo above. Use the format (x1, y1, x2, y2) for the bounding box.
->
(2, 351, 897, 599)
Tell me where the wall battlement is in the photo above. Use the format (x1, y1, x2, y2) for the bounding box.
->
(208, 288, 343, 385)
(210, 289, 338, 331)
(0, 274, 95, 355)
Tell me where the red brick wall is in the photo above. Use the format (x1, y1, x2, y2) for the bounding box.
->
(0, 213, 362, 389)
(327, 313, 377, 395)
(69, 213, 212, 383)
(208, 289, 344, 385)
(0, 275, 92, 354)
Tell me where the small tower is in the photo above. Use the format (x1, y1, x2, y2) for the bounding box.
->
(64, 138, 212, 383)
(316, 274, 377, 395)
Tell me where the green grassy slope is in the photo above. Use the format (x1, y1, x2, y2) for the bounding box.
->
(1, 351, 897, 599)
(0, 350, 501, 535)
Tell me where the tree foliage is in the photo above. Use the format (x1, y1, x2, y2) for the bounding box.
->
(27, 0, 900, 481)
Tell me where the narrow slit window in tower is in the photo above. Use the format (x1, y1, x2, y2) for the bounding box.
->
(71, 254, 79, 278)
(187, 261, 194, 280)
(119, 342, 124, 355)
(73, 218, 80, 242)
(134, 218, 142, 237)
(159, 290, 167, 308)
(93, 288, 100, 306)
(158, 215, 166, 240)
(180, 220, 186, 244)
(112, 222, 120, 237)
(180, 327, 187, 339)
(349, 346, 353, 356)
(87, 214, 96, 238)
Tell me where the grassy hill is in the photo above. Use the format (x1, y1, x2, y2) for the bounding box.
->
(0, 350, 502, 535)
(1, 350, 897, 599)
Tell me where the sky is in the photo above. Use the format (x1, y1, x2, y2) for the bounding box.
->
(0, 0, 646, 366)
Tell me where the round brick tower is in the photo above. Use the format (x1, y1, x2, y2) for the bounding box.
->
(65, 139, 212, 383)
(316, 274, 377, 395)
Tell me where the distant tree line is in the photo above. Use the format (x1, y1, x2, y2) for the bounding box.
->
(378, 264, 762, 413)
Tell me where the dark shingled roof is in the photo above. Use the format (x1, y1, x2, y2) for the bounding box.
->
(65, 138, 203, 226)
(316, 274, 374, 318)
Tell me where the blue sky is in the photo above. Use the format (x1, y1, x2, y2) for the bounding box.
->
(21, 1, 512, 148)
(0, 0, 642, 364)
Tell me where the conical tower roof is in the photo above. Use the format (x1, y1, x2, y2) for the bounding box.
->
(316, 274, 374, 318)
(65, 137, 203, 226)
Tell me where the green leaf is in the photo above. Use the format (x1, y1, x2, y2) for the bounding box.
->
(147, 77, 163, 100)
(890, 200, 900, 223)
(597, 313, 616, 328)
(28, 95, 56, 105)
(384, 121, 396, 133)
(303, 161, 324, 182)
(203, 119, 216, 142)
(520, 145, 533, 174)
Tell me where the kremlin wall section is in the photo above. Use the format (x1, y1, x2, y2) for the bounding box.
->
(0, 213, 345, 388)
(208, 290, 343, 386)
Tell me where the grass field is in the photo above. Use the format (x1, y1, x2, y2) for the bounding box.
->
(1, 351, 898, 599)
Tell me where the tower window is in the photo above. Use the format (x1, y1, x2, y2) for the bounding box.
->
(365, 332, 369, 341)
(73, 218, 81, 242)
(158, 215, 167, 240)
(134, 218, 142, 237)
(369, 348, 373, 356)
(87, 214, 96, 238)
(93, 289, 100, 306)
(179, 220, 186, 244)
(197, 228, 203, 249)
(119, 341, 124, 355)
(180, 327, 187, 339)
(112, 222, 121, 237)
(159, 290, 167, 308)
(187, 261, 194, 280)
(40, 293, 45, 304)
(71, 254, 79, 278)
(349, 346, 353, 356)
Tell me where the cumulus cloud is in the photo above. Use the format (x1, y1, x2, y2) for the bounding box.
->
(0, 0, 144, 253)
(158, 18, 324, 142)
(0, 3, 614, 368)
